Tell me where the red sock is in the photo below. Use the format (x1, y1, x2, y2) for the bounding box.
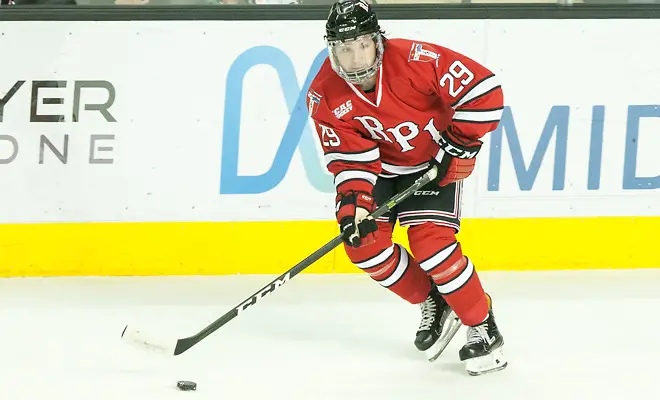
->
(408, 223, 489, 326)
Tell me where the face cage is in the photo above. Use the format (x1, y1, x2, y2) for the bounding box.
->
(327, 32, 384, 85)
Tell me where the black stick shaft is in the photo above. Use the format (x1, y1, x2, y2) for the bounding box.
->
(172, 165, 438, 355)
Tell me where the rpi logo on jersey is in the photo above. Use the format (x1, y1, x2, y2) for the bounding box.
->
(218, 46, 660, 195)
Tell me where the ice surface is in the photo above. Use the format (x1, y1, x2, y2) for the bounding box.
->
(1, 269, 659, 400)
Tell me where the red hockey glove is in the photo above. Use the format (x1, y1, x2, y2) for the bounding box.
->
(431, 129, 482, 187)
(336, 190, 378, 248)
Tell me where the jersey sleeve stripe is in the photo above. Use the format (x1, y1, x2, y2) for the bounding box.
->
(451, 74, 501, 109)
(452, 108, 503, 123)
(455, 86, 502, 110)
(334, 169, 378, 188)
(324, 147, 380, 165)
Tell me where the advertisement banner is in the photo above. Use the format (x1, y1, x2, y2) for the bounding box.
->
(1, 20, 658, 224)
(0, 20, 658, 276)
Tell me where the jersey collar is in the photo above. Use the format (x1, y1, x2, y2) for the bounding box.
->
(345, 64, 383, 108)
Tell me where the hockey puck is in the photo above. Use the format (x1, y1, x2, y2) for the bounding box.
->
(177, 381, 197, 391)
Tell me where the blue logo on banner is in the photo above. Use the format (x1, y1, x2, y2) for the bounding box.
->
(488, 105, 660, 191)
(220, 46, 333, 195)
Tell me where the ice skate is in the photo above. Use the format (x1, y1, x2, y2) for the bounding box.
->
(414, 282, 462, 362)
(459, 294, 507, 376)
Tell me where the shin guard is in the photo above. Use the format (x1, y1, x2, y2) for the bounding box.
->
(407, 223, 489, 326)
(345, 222, 431, 304)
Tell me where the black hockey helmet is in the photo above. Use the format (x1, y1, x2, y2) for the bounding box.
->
(324, 0, 384, 84)
(325, 0, 380, 42)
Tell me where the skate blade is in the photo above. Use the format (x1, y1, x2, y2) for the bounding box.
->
(426, 313, 462, 362)
(465, 346, 508, 376)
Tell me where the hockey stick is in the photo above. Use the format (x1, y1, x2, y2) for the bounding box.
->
(121, 165, 439, 356)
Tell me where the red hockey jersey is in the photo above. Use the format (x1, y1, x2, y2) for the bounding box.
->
(307, 38, 503, 196)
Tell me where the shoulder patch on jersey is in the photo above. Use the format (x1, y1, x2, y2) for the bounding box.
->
(307, 89, 322, 117)
(408, 42, 440, 67)
(333, 99, 353, 119)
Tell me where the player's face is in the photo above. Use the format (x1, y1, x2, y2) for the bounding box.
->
(332, 34, 377, 73)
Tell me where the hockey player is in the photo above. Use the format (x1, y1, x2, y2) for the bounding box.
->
(307, 0, 507, 376)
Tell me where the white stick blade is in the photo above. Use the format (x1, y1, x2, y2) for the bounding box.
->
(121, 325, 177, 356)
